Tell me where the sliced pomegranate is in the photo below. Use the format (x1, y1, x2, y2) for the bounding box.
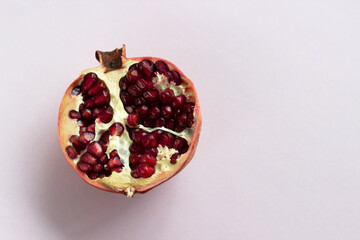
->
(59, 45, 201, 197)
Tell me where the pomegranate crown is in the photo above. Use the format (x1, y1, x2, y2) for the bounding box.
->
(95, 44, 126, 72)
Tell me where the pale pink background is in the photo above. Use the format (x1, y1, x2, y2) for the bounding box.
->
(1, 0, 360, 239)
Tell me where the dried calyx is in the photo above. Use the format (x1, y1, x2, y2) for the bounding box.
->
(58, 45, 201, 197)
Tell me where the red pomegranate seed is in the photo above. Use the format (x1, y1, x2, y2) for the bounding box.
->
(186, 114, 194, 127)
(138, 60, 154, 78)
(130, 164, 138, 170)
(159, 132, 174, 148)
(125, 105, 136, 113)
(93, 107, 105, 116)
(159, 88, 174, 104)
(134, 97, 146, 106)
(87, 124, 95, 133)
(128, 84, 143, 97)
(120, 92, 134, 105)
(127, 113, 140, 127)
(69, 110, 80, 119)
(149, 106, 161, 119)
(88, 81, 106, 96)
(79, 103, 85, 112)
(66, 146, 78, 159)
(129, 143, 144, 153)
(138, 163, 155, 178)
(128, 129, 139, 141)
(97, 106, 113, 123)
(87, 142, 103, 157)
(136, 78, 153, 91)
(81, 72, 98, 93)
(108, 157, 123, 168)
(174, 125, 185, 132)
(109, 122, 124, 137)
(170, 153, 180, 164)
(126, 68, 142, 83)
(165, 119, 175, 130)
(131, 129, 148, 144)
(138, 105, 149, 117)
(144, 147, 158, 157)
(93, 163, 104, 173)
(140, 154, 157, 167)
(155, 61, 170, 74)
(131, 169, 141, 179)
(82, 95, 91, 102)
(173, 137, 187, 150)
(119, 77, 128, 91)
(70, 135, 86, 150)
(110, 149, 119, 158)
(71, 86, 81, 96)
(183, 102, 195, 114)
(161, 105, 173, 119)
(113, 167, 123, 173)
(174, 109, 182, 117)
(100, 131, 110, 143)
(178, 145, 189, 154)
(142, 134, 157, 148)
(176, 113, 187, 127)
(93, 90, 110, 106)
(171, 95, 186, 109)
(79, 127, 87, 133)
(112, 166, 124, 173)
(168, 70, 182, 85)
(85, 92, 105, 108)
(78, 132, 95, 145)
(98, 173, 106, 178)
(98, 154, 109, 164)
(152, 129, 164, 140)
(87, 172, 99, 180)
(81, 108, 93, 121)
(143, 90, 159, 103)
(77, 120, 87, 127)
(99, 142, 107, 152)
(154, 117, 166, 127)
(129, 153, 142, 165)
(129, 63, 139, 71)
(143, 118, 153, 127)
(77, 162, 92, 173)
(80, 152, 97, 165)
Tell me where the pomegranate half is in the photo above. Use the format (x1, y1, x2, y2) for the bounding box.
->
(58, 45, 201, 197)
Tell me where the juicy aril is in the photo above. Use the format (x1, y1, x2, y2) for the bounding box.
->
(58, 45, 201, 197)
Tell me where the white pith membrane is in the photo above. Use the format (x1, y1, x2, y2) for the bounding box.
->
(59, 58, 197, 196)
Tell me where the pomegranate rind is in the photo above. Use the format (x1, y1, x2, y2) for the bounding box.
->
(58, 53, 201, 196)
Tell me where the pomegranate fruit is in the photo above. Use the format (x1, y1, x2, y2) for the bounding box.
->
(58, 45, 201, 197)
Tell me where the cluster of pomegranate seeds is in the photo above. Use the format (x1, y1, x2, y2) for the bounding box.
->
(120, 59, 195, 131)
(128, 128, 189, 178)
(70, 72, 113, 124)
(76, 123, 125, 179)
(117, 60, 194, 178)
(65, 73, 123, 179)
(65, 62, 195, 180)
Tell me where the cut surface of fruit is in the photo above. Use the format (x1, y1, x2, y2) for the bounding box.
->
(58, 45, 201, 197)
